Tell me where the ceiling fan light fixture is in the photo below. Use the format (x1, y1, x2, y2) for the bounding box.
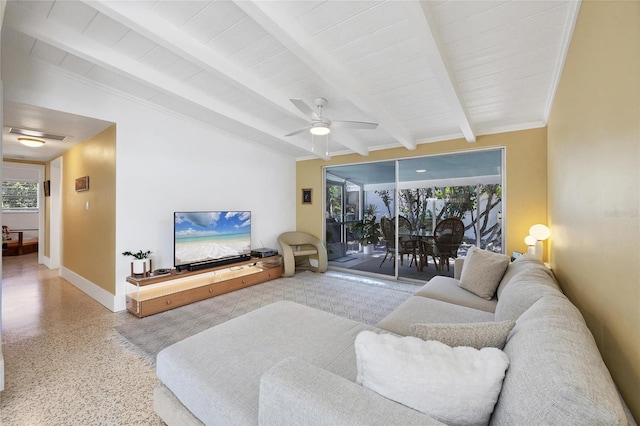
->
(18, 137, 46, 148)
(309, 122, 330, 136)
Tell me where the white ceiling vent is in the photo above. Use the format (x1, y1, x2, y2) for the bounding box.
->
(9, 127, 67, 141)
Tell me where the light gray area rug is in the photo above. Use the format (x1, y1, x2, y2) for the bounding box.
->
(115, 271, 417, 363)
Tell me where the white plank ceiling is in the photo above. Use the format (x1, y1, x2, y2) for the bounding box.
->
(1, 0, 580, 161)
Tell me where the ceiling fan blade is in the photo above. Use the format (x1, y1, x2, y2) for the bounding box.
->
(290, 99, 319, 120)
(285, 124, 312, 137)
(331, 120, 378, 130)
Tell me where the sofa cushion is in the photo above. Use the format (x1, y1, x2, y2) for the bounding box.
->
(355, 331, 509, 426)
(492, 295, 627, 425)
(377, 296, 495, 336)
(415, 276, 498, 313)
(458, 247, 510, 300)
(494, 268, 562, 322)
(410, 320, 515, 349)
(259, 357, 444, 425)
(496, 254, 555, 299)
(156, 301, 380, 426)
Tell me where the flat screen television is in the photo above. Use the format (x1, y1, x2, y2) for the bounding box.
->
(174, 211, 251, 270)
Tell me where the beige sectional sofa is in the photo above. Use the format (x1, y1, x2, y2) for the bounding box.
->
(154, 253, 636, 425)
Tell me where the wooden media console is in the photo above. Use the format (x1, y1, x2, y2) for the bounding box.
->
(125, 255, 282, 318)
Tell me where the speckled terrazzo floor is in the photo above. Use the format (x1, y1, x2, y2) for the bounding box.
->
(1, 253, 162, 425)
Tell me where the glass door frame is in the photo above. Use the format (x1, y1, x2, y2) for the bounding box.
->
(323, 147, 505, 282)
(325, 172, 365, 260)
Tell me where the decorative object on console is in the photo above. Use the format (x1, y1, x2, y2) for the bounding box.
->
(251, 247, 278, 258)
(122, 250, 152, 276)
(526, 224, 551, 260)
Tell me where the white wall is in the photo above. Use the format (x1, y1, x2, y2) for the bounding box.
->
(1, 212, 38, 238)
(3, 47, 297, 309)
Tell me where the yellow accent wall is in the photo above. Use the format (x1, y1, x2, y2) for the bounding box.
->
(547, 0, 639, 419)
(296, 127, 548, 259)
(61, 125, 116, 293)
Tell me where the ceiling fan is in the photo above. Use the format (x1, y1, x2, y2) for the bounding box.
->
(285, 98, 378, 137)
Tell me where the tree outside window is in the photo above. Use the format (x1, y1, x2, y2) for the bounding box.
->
(2, 181, 39, 211)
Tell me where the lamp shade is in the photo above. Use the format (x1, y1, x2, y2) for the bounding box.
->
(524, 235, 536, 246)
(529, 224, 551, 241)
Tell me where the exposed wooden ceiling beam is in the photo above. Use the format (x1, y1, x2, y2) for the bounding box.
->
(85, 0, 368, 157)
(403, 1, 476, 143)
(235, 0, 416, 151)
(5, 4, 330, 160)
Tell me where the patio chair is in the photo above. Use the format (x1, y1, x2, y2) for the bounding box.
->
(278, 231, 328, 277)
(379, 216, 419, 268)
(423, 217, 465, 273)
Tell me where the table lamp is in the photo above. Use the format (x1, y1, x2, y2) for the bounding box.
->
(528, 224, 551, 260)
(524, 235, 537, 255)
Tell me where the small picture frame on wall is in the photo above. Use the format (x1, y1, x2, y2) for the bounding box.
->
(43, 180, 51, 197)
(302, 188, 312, 204)
(75, 176, 89, 192)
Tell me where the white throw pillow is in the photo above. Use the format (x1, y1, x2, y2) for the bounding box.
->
(459, 246, 510, 300)
(355, 331, 509, 426)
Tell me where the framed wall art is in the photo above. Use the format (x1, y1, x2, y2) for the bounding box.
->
(75, 176, 89, 192)
(302, 188, 312, 204)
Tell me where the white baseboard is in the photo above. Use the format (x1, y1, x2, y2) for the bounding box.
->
(59, 267, 126, 312)
(0, 351, 4, 391)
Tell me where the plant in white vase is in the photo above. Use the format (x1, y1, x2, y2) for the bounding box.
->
(122, 250, 152, 275)
(351, 204, 382, 255)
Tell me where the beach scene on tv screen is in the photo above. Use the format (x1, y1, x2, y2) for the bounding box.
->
(175, 211, 251, 266)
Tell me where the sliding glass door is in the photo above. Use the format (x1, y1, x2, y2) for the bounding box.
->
(324, 149, 503, 282)
(325, 174, 362, 261)
(397, 150, 503, 280)
(325, 161, 396, 277)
